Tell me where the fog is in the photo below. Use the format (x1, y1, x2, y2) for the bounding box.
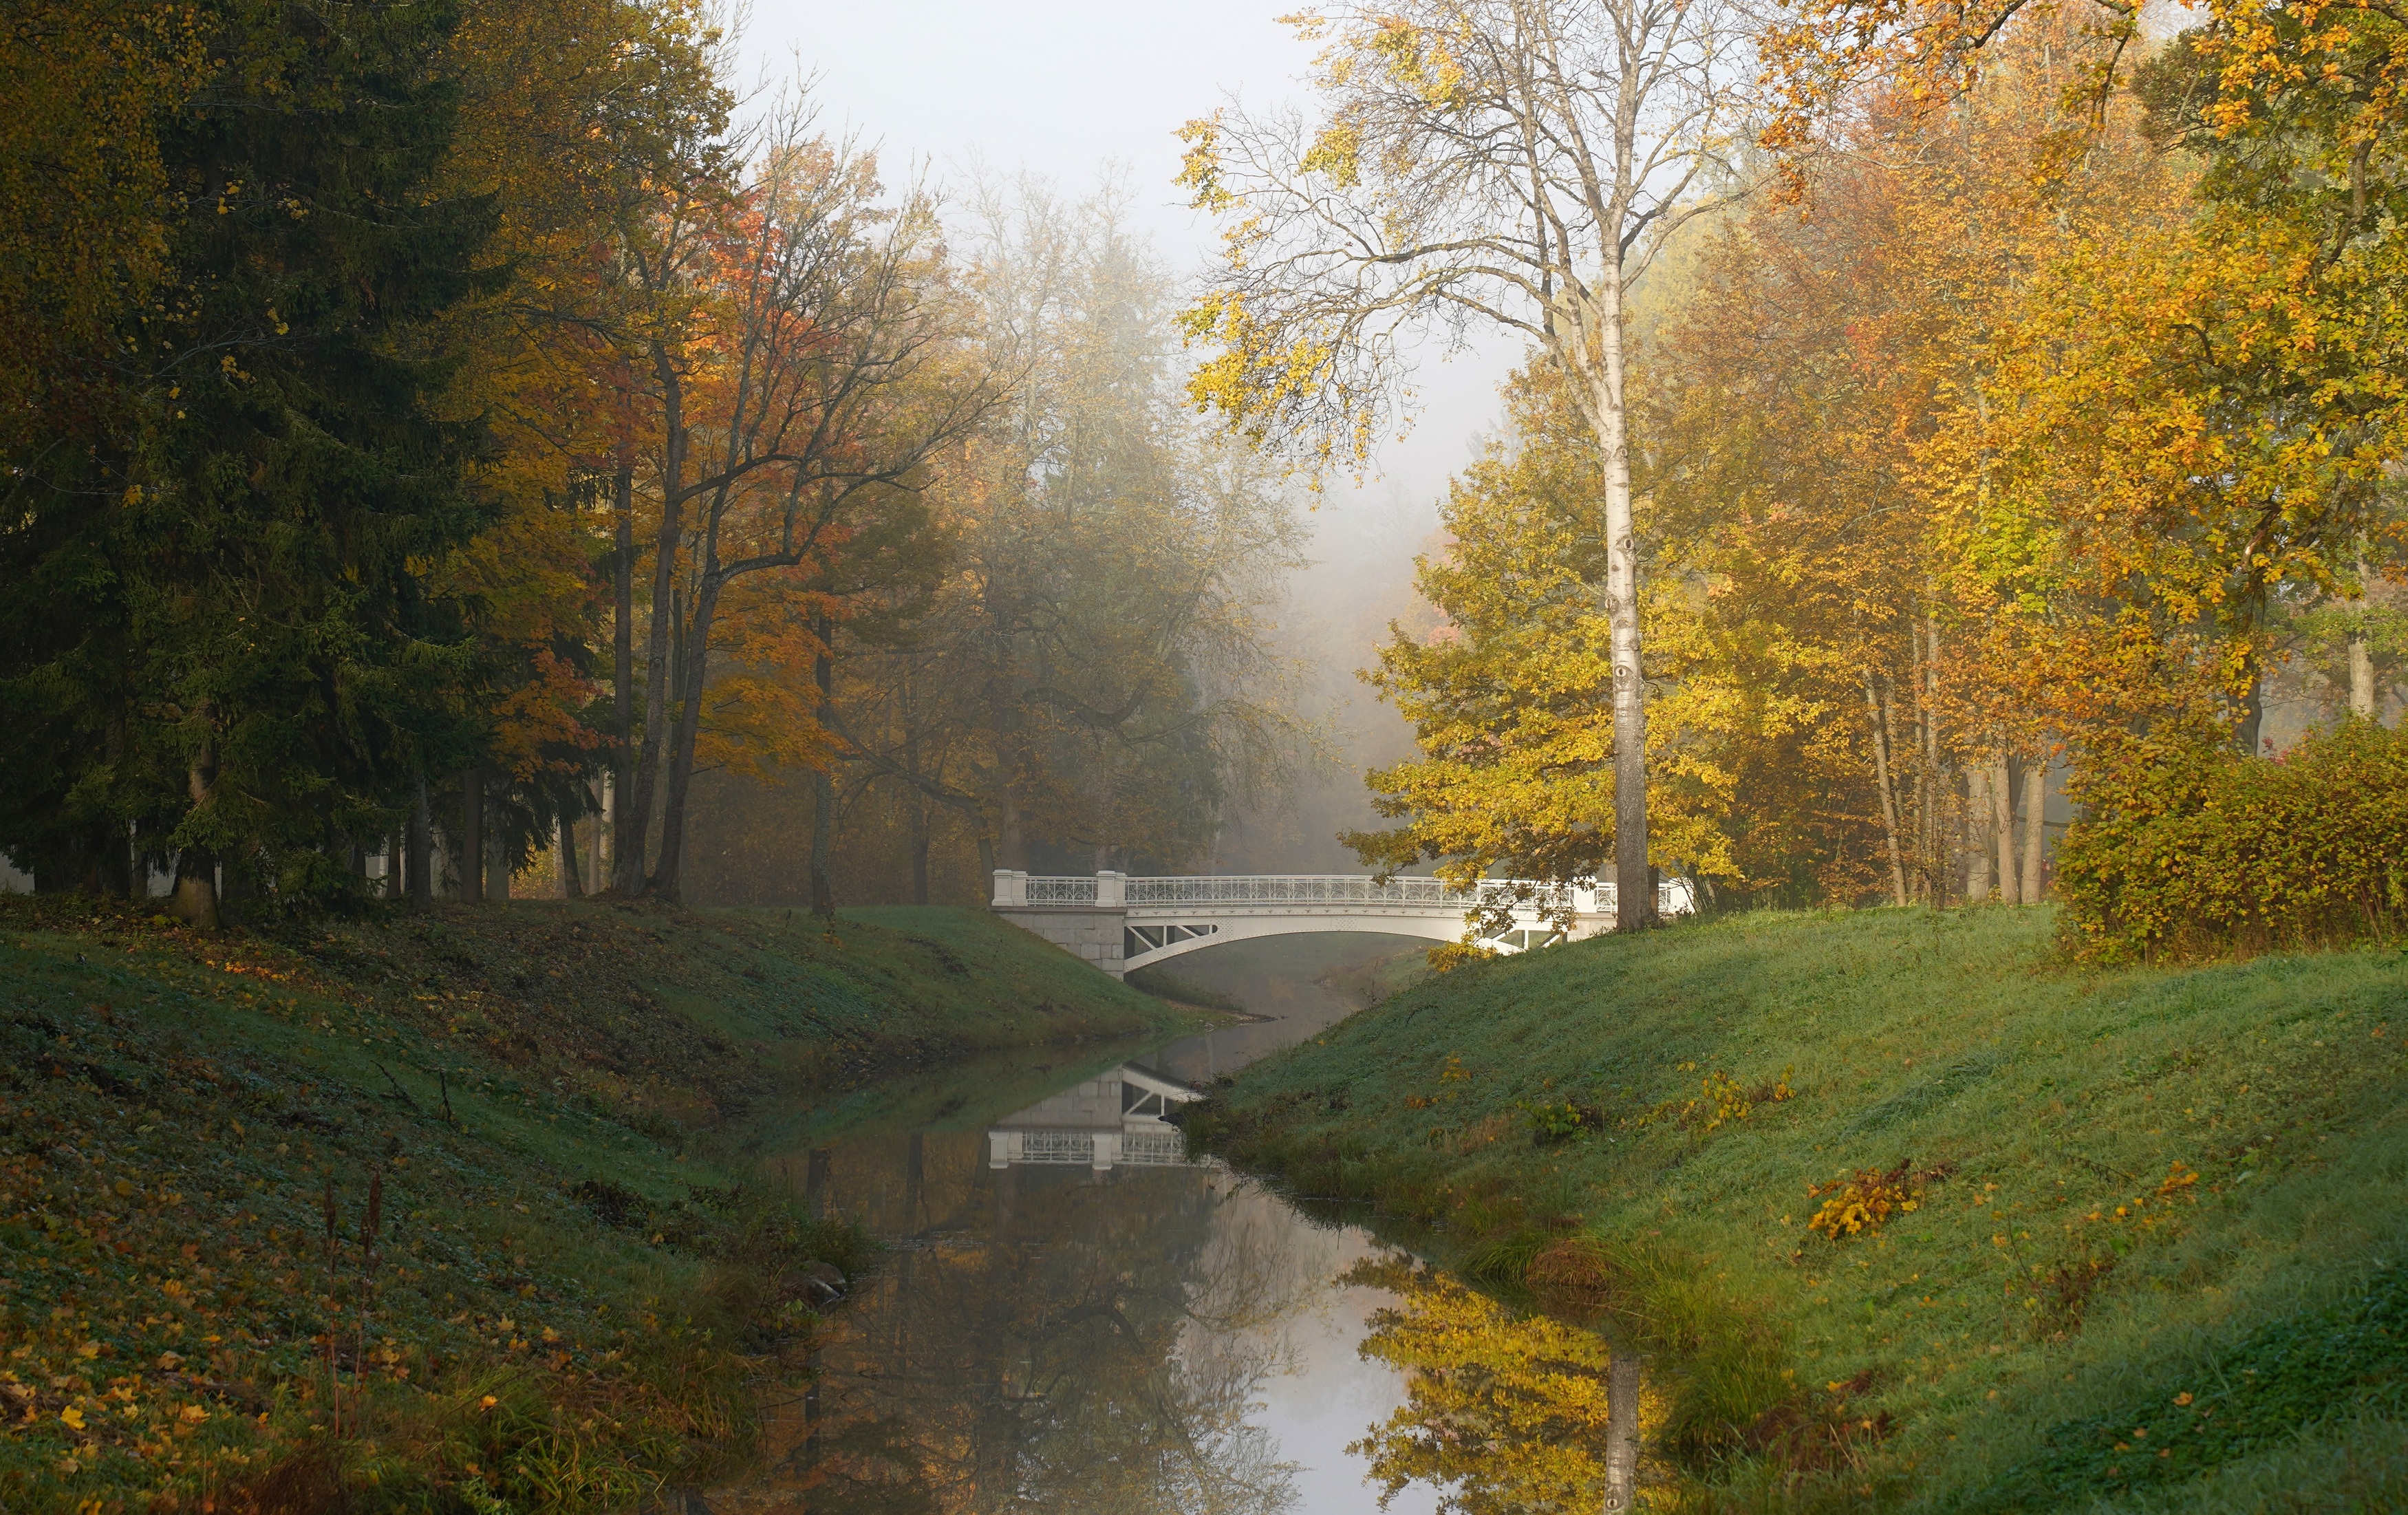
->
(739, 0, 1518, 874)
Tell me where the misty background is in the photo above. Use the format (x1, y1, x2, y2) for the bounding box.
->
(735, 0, 1516, 877)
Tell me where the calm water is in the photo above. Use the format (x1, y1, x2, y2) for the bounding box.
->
(707, 934, 1445, 1515)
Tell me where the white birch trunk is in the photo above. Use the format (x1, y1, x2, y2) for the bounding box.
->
(1992, 753, 2015, 905)
(2019, 760, 2047, 904)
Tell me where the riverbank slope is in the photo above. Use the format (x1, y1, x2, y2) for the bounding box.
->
(0, 894, 1186, 1513)
(1187, 906, 2408, 1512)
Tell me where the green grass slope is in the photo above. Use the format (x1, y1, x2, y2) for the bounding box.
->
(0, 896, 1184, 1514)
(1187, 906, 2408, 1512)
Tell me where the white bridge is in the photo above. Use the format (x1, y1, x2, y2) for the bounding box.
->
(989, 870, 1695, 979)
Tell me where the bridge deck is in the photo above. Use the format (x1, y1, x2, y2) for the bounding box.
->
(989, 870, 1693, 978)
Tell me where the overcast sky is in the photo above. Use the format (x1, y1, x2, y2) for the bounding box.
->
(735, 0, 1518, 511)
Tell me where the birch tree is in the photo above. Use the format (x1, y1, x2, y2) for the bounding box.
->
(1177, 0, 1760, 929)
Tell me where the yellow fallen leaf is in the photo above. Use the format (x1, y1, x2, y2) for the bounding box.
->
(60, 1408, 85, 1430)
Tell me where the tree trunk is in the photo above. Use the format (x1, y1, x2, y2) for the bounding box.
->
(810, 612, 838, 918)
(904, 665, 931, 905)
(2237, 660, 2266, 757)
(1585, 269, 1654, 932)
(460, 769, 484, 905)
(2019, 760, 2047, 904)
(652, 572, 720, 903)
(1992, 753, 2015, 906)
(911, 808, 931, 905)
(559, 817, 582, 900)
(170, 737, 220, 930)
(995, 687, 1026, 872)
(622, 371, 687, 896)
(1922, 612, 1944, 907)
(1966, 764, 1991, 904)
(610, 464, 636, 892)
(1867, 676, 1909, 907)
(409, 774, 432, 911)
(385, 829, 403, 901)
(488, 822, 510, 903)
(98, 824, 133, 899)
(2350, 627, 2376, 718)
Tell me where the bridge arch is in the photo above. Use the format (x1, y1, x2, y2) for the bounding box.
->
(1119, 910, 1560, 973)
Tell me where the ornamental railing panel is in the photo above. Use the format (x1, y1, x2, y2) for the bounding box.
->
(1120, 1129, 1187, 1165)
(1024, 875, 1099, 906)
(1018, 1130, 1096, 1164)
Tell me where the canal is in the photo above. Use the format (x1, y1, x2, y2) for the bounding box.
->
(705, 933, 1448, 1514)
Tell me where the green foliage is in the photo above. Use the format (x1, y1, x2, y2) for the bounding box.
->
(2055, 720, 2408, 963)
(1, 0, 498, 905)
(1518, 1098, 1603, 1145)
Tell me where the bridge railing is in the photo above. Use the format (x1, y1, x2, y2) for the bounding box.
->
(1124, 874, 1576, 910)
(991, 870, 1695, 916)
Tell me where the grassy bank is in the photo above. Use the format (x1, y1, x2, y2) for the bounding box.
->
(1186, 906, 2408, 1512)
(0, 894, 1185, 1513)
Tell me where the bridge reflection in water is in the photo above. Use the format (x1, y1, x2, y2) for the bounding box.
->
(985, 1062, 1203, 1172)
(716, 1077, 1430, 1514)
(707, 936, 1654, 1515)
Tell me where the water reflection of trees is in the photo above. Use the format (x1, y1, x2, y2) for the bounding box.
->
(716, 1131, 1350, 1514)
(1344, 1258, 1652, 1515)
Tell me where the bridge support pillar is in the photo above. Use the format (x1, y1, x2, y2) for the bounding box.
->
(992, 872, 1128, 978)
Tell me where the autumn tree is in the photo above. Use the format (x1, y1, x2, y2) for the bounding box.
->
(424, 0, 734, 903)
(1177, 0, 1761, 928)
(707, 183, 1311, 907)
(643, 120, 984, 902)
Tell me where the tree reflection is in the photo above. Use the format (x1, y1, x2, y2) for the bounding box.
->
(1344, 1258, 1652, 1515)
(715, 1133, 1339, 1514)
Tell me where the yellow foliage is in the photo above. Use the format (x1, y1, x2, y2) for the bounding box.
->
(1805, 1160, 1937, 1241)
(1633, 1068, 1796, 1135)
(1426, 941, 1498, 974)
(1346, 1257, 1651, 1514)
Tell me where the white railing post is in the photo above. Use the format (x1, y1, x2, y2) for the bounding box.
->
(1095, 870, 1127, 907)
(991, 869, 1029, 907)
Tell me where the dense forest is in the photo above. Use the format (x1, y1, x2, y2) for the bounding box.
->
(0, 0, 1302, 922)
(8, 0, 2407, 955)
(1182, 0, 2408, 948)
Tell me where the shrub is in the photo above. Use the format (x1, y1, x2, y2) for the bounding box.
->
(2055, 718, 2408, 963)
(1426, 940, 1498, 974)
(1628, 1067, 1795, 1135)
(1517, 1098, 1604, 1143)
